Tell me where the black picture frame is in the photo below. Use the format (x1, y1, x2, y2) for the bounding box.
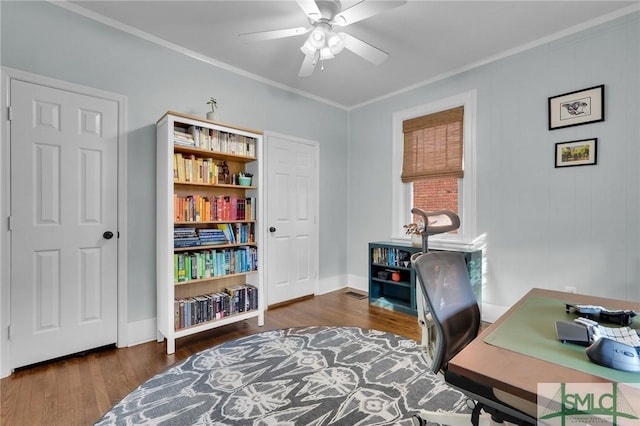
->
(555, 138, 598, 168)
(548, 85, 604, 130)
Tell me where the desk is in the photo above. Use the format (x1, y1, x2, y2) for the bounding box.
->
(448, 288, 640, 407)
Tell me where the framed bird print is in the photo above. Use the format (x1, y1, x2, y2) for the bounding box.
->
(548, 84, 604, 130)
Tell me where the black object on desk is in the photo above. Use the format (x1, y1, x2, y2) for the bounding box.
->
(585, 338, 640, 373)
(556, 316, 640, 373)
(565, 303, 637, 325)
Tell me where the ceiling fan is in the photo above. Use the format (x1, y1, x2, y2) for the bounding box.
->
(239, 0, 407, 77)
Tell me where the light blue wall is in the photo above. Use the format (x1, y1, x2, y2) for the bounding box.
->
(348, 12, 640, 307)
(1, 1, 349, 322)
(2, 1, 638, 324)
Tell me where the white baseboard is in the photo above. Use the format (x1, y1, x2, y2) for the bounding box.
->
(315, 275, 348, 295)
(346, 274, 368, 293)
(126, 317, 157, 347)
(481, 302, 509, 323)
(315, 274, 370, 295)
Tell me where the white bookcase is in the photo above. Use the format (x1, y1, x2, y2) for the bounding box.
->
(156, 111, 264, 354)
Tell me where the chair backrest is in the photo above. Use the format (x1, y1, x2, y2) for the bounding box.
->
(412, 251, 481, 374)
(410, 208, 461, 251)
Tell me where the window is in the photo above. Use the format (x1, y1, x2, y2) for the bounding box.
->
(402, 106, 464, 229)
(392, 90, 477, 249)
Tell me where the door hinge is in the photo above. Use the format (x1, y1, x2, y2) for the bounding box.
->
(7, 106, 13, 121)
(7, 325, 11, 340)
(7, 216, 12, 231)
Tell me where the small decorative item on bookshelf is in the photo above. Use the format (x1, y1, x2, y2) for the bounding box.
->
(404, 221, 425, 247)
(219, 160, 230, 184)
(206, 97, 218, 120)
(238, 172, 252, 186)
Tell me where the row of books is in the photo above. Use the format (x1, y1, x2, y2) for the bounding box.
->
(174, 224, 255, 248)
(174, 194, 256, 222)
(175, 246, 258, 282)
(215, 223, 254, 244)
(173, 126, 257, 157)
(371, 247, 411, 267)
(173, 153, 220, 184)
(175, 227, 224, 248)
(174, 284, 258, 330)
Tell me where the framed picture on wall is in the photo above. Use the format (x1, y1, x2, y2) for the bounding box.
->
(548, 85, 604, 130)
(555, 138, 597, 168)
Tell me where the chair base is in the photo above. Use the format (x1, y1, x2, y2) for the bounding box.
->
(443, 371, 537, 426)
(412, 409, 506, 426)
(412, 408, 524, 426)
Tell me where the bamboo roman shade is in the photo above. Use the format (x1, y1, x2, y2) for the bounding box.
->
(401, 106, 464, 183)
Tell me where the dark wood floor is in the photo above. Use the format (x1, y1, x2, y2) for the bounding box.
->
(0, 289, 422, 426)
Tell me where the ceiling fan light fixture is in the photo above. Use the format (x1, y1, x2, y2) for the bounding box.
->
(327, 31, 345, 54)
(308, 26, 326, 48)
(319, 47, 334, 61)
(300, 39, 317, 56)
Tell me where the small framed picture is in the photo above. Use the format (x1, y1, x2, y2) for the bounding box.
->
(548, 85, 604, 130)
(555, 138, 597, 168)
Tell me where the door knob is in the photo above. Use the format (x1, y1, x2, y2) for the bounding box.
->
(103, 231, 114, 240)
(269, 227, 276, 232)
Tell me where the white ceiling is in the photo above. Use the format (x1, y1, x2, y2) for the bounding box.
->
(64, 1, 638, 108)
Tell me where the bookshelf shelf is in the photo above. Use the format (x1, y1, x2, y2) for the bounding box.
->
(175, 181, 257, 190)
(174, 271, 256, 286)
(174, 242, 257, 252)
(157, 111, 264, 354)
(174, 310, 260, 338)
(370, 278, 413, 289)
(174, 220, 257, 225)
(173, 144, 257, 163)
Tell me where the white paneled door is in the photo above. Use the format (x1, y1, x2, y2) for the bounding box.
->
(265, 133, 318, 306)
(9, 80, 118, 369)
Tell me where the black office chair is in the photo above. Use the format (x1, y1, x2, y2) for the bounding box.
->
(410, 208, 462, 357)
(411, 250, 537, 426)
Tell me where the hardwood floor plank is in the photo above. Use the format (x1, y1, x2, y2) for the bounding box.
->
(1, 289, 422, 426)
(29, 368, 46, 425)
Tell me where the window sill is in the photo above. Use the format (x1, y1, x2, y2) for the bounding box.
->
(391, 233, 486, 253)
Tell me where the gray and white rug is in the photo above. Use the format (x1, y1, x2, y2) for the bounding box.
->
(95, 326, 469, 425)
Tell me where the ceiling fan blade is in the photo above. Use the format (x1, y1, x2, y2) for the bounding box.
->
(298, 52, 319, 77)
(239, 27, 309, 43)
(296, 0, 322, 20)
(334, 0, 407, 26)
(341, 32, 388, 65)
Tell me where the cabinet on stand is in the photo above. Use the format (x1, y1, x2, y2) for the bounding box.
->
(368, 241, 483, 316)
(368, 241, 423, 316)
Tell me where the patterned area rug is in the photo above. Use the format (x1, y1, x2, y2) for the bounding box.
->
(95, 326, 470, 425)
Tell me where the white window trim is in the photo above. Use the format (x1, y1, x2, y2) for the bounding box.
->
(391, 90, 478, 251)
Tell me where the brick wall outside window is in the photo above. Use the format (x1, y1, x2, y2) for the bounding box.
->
(412, 176, 459, 228)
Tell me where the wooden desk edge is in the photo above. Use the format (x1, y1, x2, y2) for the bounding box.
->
(448, 288, 640, 403)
